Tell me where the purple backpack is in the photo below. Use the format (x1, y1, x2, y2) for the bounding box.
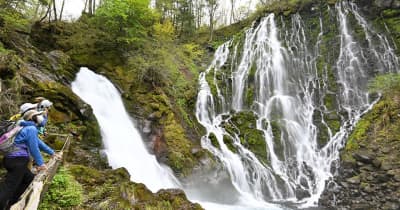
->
(0, 120, 22, 155)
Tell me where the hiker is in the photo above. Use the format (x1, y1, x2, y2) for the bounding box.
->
(9, 98, 53, 136)
(35, 98, 53, 136)
(0, 109, 58, 210)
(8, 103, 37, 122)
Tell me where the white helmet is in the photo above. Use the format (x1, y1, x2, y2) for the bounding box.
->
(38, 99, 53, 111)
(20, 103, 37, 114)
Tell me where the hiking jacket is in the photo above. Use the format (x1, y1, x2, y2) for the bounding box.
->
(6, 121, 54, 166)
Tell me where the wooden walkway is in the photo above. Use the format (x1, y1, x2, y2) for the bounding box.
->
(10, 134, 71, 210)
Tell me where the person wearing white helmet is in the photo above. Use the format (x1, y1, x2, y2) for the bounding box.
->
(8, 103, 37, 122)
(35, 98, 53, 136)
(9, 98, 53, 135)
(0, 109, 60, 209)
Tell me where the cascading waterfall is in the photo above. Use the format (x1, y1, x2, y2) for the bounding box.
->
(72, 67, 284, 210)
(71, 68, 180, 192)
(195, 1, 399, 208)
(69, 1, 399, 210)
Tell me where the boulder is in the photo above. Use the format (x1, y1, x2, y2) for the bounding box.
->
(352, 151, 375, 164)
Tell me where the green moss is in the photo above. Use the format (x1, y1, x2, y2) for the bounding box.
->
(380, 11, 400, 54)
(368, 73, 400, 94)
(223, 111, 268, 164)
(39, 167, 83, 209)
(323, 94, 336, 111)
(145, 201, 173, 210)
(381, 9, 400, 18)
(205, 68, 218, 97)
(163, 116, 196, 176)
(261, 0, 315, 16)
(269, 120, 284, 161)
(344, 76, 400, 157)
(223, 135, 238, 153)
(208, 132, 221, 149)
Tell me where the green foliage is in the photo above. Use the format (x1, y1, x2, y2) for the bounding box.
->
(256, 0, 315, 16)
(153, 20, 176, 42)
(93, 0, 157, 45)
(0, 42, 6, 53)
(368, 73, 400, 94)
(0, 7, 29, 34)
(145, 201, 173, 210)
(223, 111, 269, 164)
(39, 167, 83, 209)
(182, 43, 204, 62)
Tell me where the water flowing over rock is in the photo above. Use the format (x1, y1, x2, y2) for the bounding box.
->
(195, 1, 399, 208)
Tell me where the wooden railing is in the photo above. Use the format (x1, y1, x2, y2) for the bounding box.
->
(10, 134, 71, 210)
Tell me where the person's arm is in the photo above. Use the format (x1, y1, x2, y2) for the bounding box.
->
(25, 126, 45, 166)
(38, 138, 54, 156)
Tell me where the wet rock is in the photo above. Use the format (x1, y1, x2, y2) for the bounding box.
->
(360, 183, 374, 193)
(347, 176, 361, 184)
(351, 202, 372, 210)
(142, 120, 152, 134)
(383, 201, 400, 210)
(353, 152, 375, 164)
(342, 159, 356, 168)
(393, 174, 400, 182)
(374, 0, 394, 8)
(295, 187, 311, 200)
(372, 159, 382, 168)
(300, 177, 309, 188)
(393, 0, 400, 8)
(381, 162, 394, 170)
(340, 181, 349, 188)
(387, 169, 400, 177)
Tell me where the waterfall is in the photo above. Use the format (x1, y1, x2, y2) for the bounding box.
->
(71, 67, 179, 192)
(195, 1, 399, 208)
(72, 67, 284, 210)
(69, 1, 399, 209)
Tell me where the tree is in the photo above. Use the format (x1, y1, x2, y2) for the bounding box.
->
(230, 0, 235, 23)
(205, 0, 217, 41)
(59, 0, 65, 20)
(94, 0, 156, 45)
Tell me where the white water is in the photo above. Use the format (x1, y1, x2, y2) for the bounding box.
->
(195, 1, 399, 208)
(71, 68, 179, 192)
(72, 67, 285, 210)
(70, 2, 399, 210)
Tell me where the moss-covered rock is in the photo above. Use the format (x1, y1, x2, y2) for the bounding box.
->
(320, 74, 400, 209)
(64, 164, 203, 210)
(223, 111, 268, 164)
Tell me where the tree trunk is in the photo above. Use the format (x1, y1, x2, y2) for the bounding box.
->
(59, 0, 65, 20)
(209, 11, 213, 42)
(52, 0, 57, 21)
(88, 0, 93, 15)
(93, 0, 96, 14)
(84, 0, 88, 13)
(230, 0, 235, 23)
(48, 3, 52, 22)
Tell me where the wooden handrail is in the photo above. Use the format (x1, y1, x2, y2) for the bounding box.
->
(10, 134, 71, 210)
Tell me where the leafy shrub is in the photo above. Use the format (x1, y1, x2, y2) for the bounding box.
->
(153, 20, 175, 42)
(93, 0, 157, 45)
(39, 167, 83, 209)
(182, 43, 204, 62)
